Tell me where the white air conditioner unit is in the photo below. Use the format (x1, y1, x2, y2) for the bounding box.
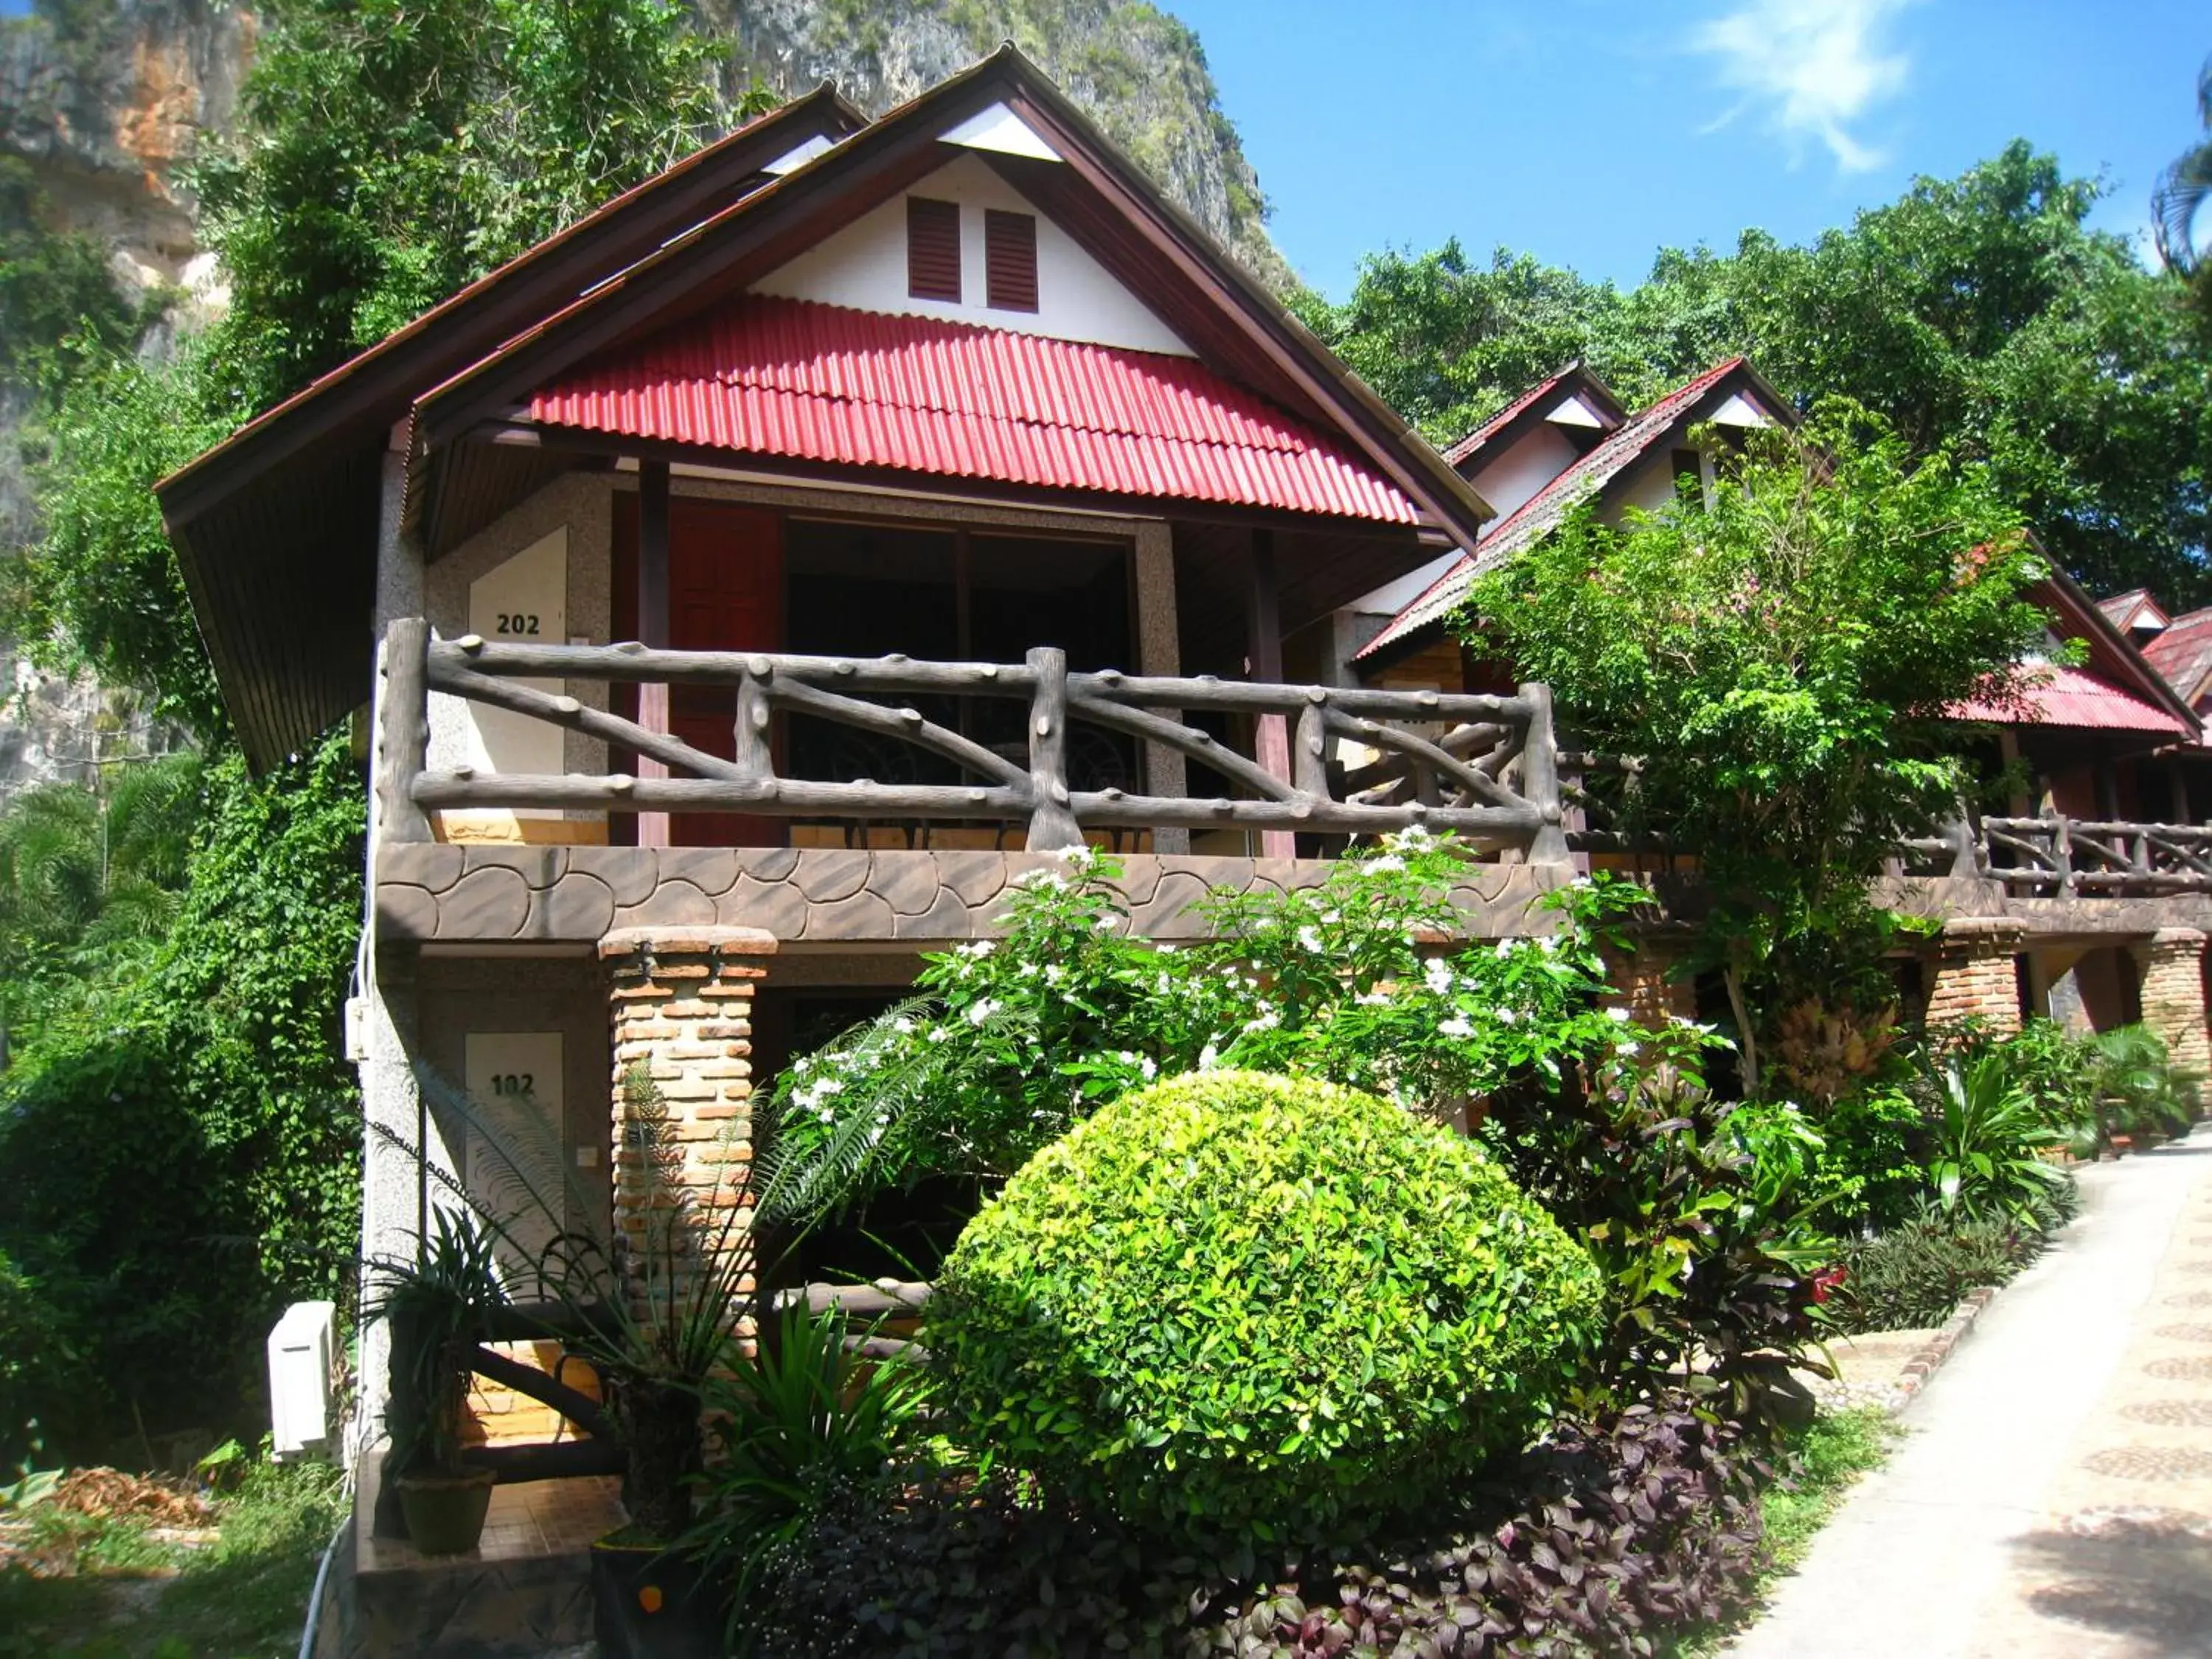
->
(268, 1300, 337, 1462)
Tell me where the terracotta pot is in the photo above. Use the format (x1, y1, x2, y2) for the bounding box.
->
(396, 1465, 496, 1555)
(591, 1537, 724, 1659)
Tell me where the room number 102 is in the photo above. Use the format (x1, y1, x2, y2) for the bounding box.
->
(489, 1073, 536, 1097)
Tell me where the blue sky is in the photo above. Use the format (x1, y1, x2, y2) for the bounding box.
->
(1170, 0, 2210, 297)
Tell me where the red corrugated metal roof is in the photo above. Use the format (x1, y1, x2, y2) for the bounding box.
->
(529, 295, 1419, 524)
(1951, 664, 2196, 735)
(1357, 358, 1748, 660)
(2143, 605, 2212, 709)
(1441, 368, 1578, 467)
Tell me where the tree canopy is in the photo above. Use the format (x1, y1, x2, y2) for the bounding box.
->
(1306, 144, 2212, 605)
(1470, 403, 2051, 1081)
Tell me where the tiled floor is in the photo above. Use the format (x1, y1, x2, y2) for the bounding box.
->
(356, 1465, 624, 1576)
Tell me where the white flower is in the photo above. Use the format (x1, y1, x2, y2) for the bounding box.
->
(1539, 936, 1560, 953)
(1297, 926, 1325, 953)
(1141, 1055, 1158, 1079)
(892, 1017, 914, 1035)
(1015, 869, 1069, 892)
(967, 998, 998, 1026)
(1044, 963, 1066, 985)
(1497, 1006, 1519, 1024)
(927, 1025, 952, 1043)
(1439, 1015, 1475, 1039)
(1606, 1006, 1632, 1023)
(1618, 1040, 1642, 1058)
(1355, 990, 1391, 1007)
(1365, 855, 1405, 875)
(1494, 939, 1514, 959)
(1243, 1009, 1281, 1034)
(1155, 973, 1172, 994)
(1198, 1042, 1220, 1071)
(1423, 957, 1454, 995)
(959, 940, 996, 959)
(1096, 914, 1120, 931)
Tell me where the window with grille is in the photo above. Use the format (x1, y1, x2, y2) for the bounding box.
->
(985, 210, 1039, 312)
(907, 197, 961, 302)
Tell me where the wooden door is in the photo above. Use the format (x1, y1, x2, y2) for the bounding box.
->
(668, 501, 783, 846)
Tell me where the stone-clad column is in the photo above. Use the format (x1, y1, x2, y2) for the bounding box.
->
(597, 925, 776, 1356)
(1924, 917, 2027, 1035)
(2136, 928, 2210, 1109)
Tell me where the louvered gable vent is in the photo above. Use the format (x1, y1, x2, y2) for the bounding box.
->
(906, 197, 961, 302)
(985, 209, 1038, 312)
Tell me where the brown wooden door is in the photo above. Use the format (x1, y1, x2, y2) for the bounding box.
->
(668, 501, 783, 846)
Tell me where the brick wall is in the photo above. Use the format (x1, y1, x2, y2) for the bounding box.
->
(597, 925, 776, 1357)
(1924, 917, 2026, 1034)
(1601, 936, 1698, 1028)
(2137, 928, 2210, 1108)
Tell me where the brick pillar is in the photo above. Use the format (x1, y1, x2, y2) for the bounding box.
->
(1601, 934, 1698, 1029)
(2135, 928, 2210, 1110)
(597, 925, 776, 1356)
(1924, 917, 2025, 1034)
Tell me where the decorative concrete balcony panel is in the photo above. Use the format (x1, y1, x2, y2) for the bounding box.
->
(375, 846, 1579, 947)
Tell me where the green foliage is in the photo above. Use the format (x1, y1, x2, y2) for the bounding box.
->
(0, 734, 364, 1461)
(10, 346, 235, 739)
(930, 1070, 1606, 1537)
(189, 0, 719, 411)
(686, 1302, 929, 1633)
(1796, 1088, 1928, 1234)
(0, 755, 205, 1049)
(0, 1248, 77, 1470)
(364, 1208, 509, 1474)
(1472, 401, 2048, 1075)
(753, 1397, 1767, 1658)
(0, 157, 139, 390)
(757, 835, 1654, 1222)
(1310, 143, 2212, 602)
(1478, 1028, 1821, 1426)
(1830, 1216, 2042, 1335)
(1924, 1054, 2068, 1224)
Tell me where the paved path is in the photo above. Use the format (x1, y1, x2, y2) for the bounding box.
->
(1728, 1127, 2212, 1659)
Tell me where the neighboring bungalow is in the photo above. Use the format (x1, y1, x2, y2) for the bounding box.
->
(1349, 358, 2208, 1034)
(148, 52, 2212, 1619)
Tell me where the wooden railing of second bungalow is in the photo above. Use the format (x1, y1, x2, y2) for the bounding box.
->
(374, 618, 1572, 860)
(1901, 814, 2212, 897)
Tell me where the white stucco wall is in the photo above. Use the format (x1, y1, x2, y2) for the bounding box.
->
(749, 150, 1194, 356)
(1467, 422, 1582, 521)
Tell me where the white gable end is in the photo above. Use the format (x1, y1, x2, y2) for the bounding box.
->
(940, 102, 1063, 161)
(748, 153, 1194, 355)
(1545, 394, 1607, 429)
(1707, 392, 1772, 428)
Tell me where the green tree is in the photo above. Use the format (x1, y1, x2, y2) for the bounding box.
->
(191, 0, 720, 411)
(1314, 145, 2212, 603)
(0, 156, 139, 391)
(0, 753, 206, 1050)
(1470, 403, 2051, 1088)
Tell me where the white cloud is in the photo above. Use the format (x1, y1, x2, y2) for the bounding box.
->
(1691, 0, 1916, 173)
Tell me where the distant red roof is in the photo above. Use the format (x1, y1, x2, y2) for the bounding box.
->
(2143, 606, 2212, 709)
(530, 295, 1420, 524)
(1358, 358, 1747, 660)
(1951, 664, 2195, 736)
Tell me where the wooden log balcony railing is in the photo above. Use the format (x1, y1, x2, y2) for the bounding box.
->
(1900, 814, 2212, 897)
(374, 618, 1573, 860)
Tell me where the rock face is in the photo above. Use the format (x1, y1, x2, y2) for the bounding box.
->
(0, 0, 1281, 799)
(0, 0, 1280, 297)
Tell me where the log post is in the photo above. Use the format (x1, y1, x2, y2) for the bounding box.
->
(378, 617, 434, 844)
(1025, 646, 1084, 851)
(735, 658, 773, 781)
(1293, 693, 1329, 801)
(2051, 811, 2075, 897)
(1519, 681, 1569, 866)
(636, 459, 672, 849)
(1245, 530, 1295, 860)
(1947, 802, 1981, 878)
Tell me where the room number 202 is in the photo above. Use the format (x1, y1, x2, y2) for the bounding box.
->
(495, 613, 541, 635)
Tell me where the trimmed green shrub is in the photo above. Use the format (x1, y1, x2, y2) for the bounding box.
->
(928, 1070, 1606, 1534)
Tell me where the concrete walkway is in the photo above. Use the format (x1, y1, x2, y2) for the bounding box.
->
(1728, 1127, 2212, 1659)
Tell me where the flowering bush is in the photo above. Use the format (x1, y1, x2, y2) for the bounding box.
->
(928, 1071, 1607, 1536)
(754, 832, 1657, 1222)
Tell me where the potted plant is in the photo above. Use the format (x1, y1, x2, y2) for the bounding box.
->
(366, 1206, 509, 1554)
